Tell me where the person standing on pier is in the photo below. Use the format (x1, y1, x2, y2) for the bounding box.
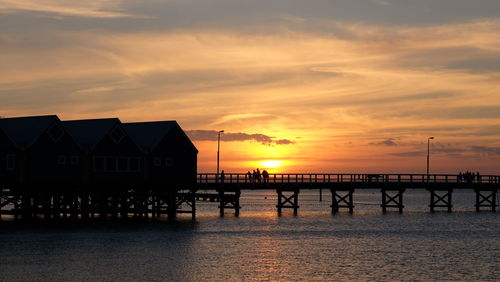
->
(256, 168, 261, 183)
(220, 170, 225, 183)
(262, 170, 269, 183)
(246, 171, 252, 183)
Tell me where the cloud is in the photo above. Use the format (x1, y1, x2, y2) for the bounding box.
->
(2, 15, 500, 173)
(389, 151, 424, 157)
(370, 0, 390, 6)
(186, 130, 295, 145)
(470, 146, 500, 156)
(371, 138, 398, 146)
(0, 0, 148, 18)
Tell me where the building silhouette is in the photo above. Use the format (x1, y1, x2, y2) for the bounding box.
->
(0, 115, 198, 220)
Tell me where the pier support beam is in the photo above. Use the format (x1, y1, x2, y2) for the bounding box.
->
(276, 189, 299, 215)
(167, 190, 178, 221)
(176, 190, 197, 220)
(381, 188, 405, 213)
(330, 188, 354, 213)
(428, 188, 453, 212)
(475, 188, 497, 212)
(218, 189, 241, 217)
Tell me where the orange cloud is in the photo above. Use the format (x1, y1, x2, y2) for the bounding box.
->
(2, 20, 500, 173)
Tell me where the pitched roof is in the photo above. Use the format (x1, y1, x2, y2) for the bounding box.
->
(123, 121, 176, 152)
(0, 127, 18, 149)
(123, 121, 197, 153)
(62, 118, 119, 149)
(0, 115, 59, 148)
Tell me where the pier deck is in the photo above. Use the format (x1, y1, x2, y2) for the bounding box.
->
(1, 173, 498, 221)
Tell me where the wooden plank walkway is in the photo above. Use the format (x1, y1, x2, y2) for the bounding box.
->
(196, 173, 500, 189)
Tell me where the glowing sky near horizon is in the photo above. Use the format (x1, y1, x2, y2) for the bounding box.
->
(1, 0, 500, 173)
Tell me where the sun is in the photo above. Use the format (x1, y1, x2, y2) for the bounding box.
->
(261, 160, 283, 169)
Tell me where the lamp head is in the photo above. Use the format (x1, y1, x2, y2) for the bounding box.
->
(429, 137, 434, 140)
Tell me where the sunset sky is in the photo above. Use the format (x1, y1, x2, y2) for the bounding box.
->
(1, 0, 500, 173)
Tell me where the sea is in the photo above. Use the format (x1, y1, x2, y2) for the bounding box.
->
(0, 189, 498, 281)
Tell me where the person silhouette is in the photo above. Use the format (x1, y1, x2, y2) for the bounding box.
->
(220, 170, 225, 183)
(262, 170, 269, 183)
(246, 171, 252, 183)
(256, 168, 261, 183)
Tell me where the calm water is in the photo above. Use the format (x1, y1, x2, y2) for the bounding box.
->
(1, 190, 499, 281)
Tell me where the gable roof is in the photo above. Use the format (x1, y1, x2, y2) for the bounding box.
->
(0, 127, 18, 149)
(0, 115, 59, 148)
(123, 121, 197, 153)
(62, 118, 120, 150)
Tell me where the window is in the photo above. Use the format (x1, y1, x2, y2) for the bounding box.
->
(165, 157, 174, 167)
(110, 126, 125, 144)
(130, 158, 140, 171)
(6, 154, 16, 170)
(48, 124, 64, 142)
(94, 157, 105, 171)
(70, 156, 80, 165)
(106, 157, 116, 171)
(118, 158, 128, 171)
(57, 155, 66, 165)
(153, 157, 162, 167)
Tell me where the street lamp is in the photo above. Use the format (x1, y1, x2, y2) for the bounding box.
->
(427, 136, 435, 177)
(216, 130, 224, 182)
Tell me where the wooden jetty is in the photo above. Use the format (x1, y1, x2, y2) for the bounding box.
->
(1, 173, 499, 221)
(195, 173, 499, 216)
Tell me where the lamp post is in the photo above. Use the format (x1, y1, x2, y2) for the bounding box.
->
(427, 136, 435, 177)
(216, 130, 224, 182)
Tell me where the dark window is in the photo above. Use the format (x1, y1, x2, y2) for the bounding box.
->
(130, 158, 140, 171)
(6, 154, 16, 170)
(70, 156, 80, 165)
(48, 124, 64, 142)
(110, 126, 125, 144)
(106, 157, 116, 171)
(165, 157, 174, 167)
(94, 157, 105, 171)
(57, 155, 66, 165)
(118, 158, 128, 171)
(153, 157, 162, 167)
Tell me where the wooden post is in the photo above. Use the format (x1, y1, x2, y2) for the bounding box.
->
(330, 188, 354, 214)
(381, 188, 405, 213)
(277, 189, 282, 214)
(167, 190, 177, 221)
(276, 189, 299, 215)
(428, 188, 453, 212)
(475, 188, 497, 212)
(191, 189, 197, 220)
(218, 189, 240, 217)
(219, 190, 225, 216)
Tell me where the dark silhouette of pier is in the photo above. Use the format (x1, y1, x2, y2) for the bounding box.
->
(196, 173, 499, 216)
(0, 115, 498, 221)
(1, 172, 498, 221)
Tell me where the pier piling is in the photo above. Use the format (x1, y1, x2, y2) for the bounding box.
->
(330, 188, 354, 213)
(276, 189, 299, 215)
(428, 188, 453, 212)
(381, 188, 405, 213)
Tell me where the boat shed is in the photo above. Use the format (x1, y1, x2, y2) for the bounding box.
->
(62, 118, 144, 189)
(0, 115, 83, 189)
(0, 127, 21, 187)
(123, 121, 198, 189)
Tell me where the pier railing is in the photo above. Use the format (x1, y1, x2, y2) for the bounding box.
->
(197, 173, 500, 185)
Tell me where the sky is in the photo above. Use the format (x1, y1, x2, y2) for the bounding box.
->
(1, 0, 500, 174)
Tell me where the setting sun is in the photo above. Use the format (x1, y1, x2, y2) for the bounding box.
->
(261, 160, 283, 169)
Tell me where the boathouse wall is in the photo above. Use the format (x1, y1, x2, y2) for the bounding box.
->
(149, 124, 197, 188)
